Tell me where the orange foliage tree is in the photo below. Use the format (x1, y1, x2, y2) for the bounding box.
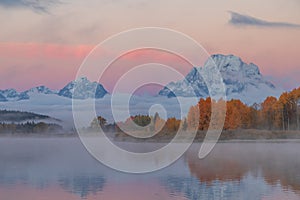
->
(186, 87, 300, 131)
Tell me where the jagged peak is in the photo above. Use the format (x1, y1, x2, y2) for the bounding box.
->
(25, 85, 55, 94)
(74, 77, 88, 82)
(58, 77, 108, 99)
(0, 88, 18, 93)
(159, 54, 280, 104)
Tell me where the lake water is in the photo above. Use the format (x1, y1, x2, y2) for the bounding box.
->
(0, 138, 300, 200)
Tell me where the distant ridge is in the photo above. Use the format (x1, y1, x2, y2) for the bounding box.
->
(58, 77, 107, 99)
(0, 77, 108, 102)
(0, 55, 283, 104)
(159, 54, 282, 104)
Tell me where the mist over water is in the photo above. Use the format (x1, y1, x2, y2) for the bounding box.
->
(0, 137, 300, 199)
(0, 94, 198, 130)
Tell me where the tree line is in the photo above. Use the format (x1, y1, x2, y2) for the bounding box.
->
(0, 122, 63, 134)
(91, 87, 300, 133)
(189, 87, 300, 131)
(188, 87, 300, 131)
(90, 114, 183, 134)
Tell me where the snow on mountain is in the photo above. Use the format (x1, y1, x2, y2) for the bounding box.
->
(0, 77, 108, 102)
(58, 77, 108, 99)
(0, 89, 29, 101)
(25, 86, 57, 95)
(0, 86, 56, 101)
(0, 93, 7, 102)
(159, 54, 282, 104)
(0, 86, 57, 101)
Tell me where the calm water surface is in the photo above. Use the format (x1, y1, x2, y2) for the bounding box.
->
(0, 138, 299, 200)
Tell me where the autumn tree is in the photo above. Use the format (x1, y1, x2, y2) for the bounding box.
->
(198, 98, 212, 130)
(224, 100, 240, 130)
(248, 105, 260, 129)
(187, 105, 199, 131)
(289, 87, 300, 130)
(153, 112, 165, 132)
(278, 92, 294, 130)
(163, 117, 181, 133)
(261, 96, 277, 130)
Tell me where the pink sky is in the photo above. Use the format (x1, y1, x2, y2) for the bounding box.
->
(0, 0, 299, 92)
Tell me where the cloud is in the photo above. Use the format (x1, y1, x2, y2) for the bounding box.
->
(0, 0, 59, 12)
(228, 11, 300, 28)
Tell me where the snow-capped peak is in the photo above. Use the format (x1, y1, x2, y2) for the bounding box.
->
(0, 89, 29, 101)
(58, 77, 108, 99)
(25, 86, 57, 95)
(0, 78, 108, 102)
(159, 54, 282, 104)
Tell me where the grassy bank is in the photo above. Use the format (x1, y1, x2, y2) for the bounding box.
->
(1, 129, 300, 141)
(113, 129, 300, 142)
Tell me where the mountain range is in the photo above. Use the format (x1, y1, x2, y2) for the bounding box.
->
(0, 77, 108, 102)
(0, 54, 282, 104)
(159, 54, 282, 104)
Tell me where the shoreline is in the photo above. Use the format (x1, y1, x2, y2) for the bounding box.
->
(1, 136, 300, 144)
(1, 129, 300, 143)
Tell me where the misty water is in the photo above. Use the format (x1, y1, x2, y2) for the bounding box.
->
(0, 137, 300, 200)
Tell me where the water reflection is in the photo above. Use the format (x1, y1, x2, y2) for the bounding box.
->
(58, 175, 106, 198)
(0, 138, 108, 198)
(186, 143, 300, 194)
(0, 138, 299, 199)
